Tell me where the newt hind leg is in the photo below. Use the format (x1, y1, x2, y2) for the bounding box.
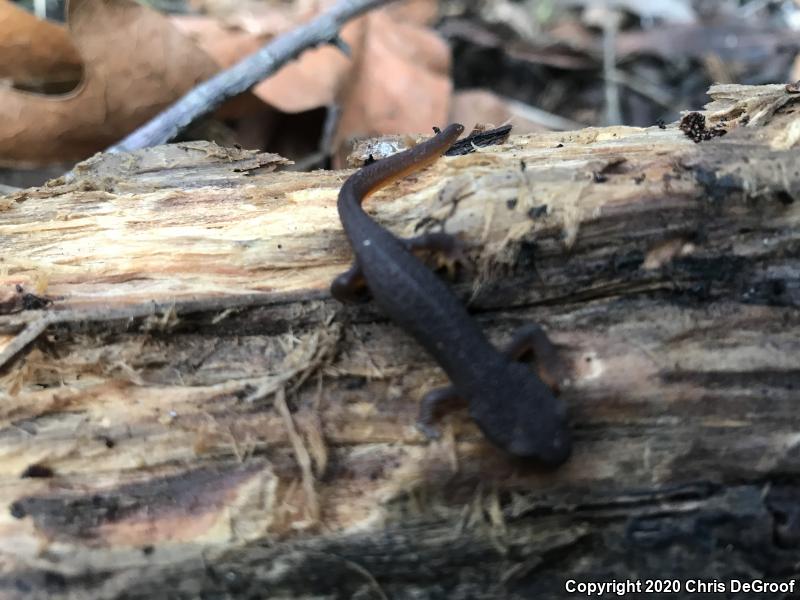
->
(415, 326, 567, 450)
(416, 385, 466, 440)
(330, 261, 371, 303)
(503, 324, 566, 393)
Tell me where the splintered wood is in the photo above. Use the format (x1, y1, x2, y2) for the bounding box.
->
(0, 84, 799, 598)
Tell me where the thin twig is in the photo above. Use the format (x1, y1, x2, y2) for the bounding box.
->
(275, 387, 320, 523)
(500, 97, 583, 131)
(0, 315, 54, 370)
(608, 69, 674, 109)
(107, 0, 396, 154)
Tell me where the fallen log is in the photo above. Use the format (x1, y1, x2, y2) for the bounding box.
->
(0, 84, 799, 599)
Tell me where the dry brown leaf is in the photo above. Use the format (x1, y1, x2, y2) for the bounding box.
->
(173, 0, 439, 115)
(187, 0, 310, 30)
(1, 0, 452, 168)
(333, 10, 452, 167)
(172, 15, 351, 113)
(253, 37, 351, 113)
(0, 0, 82, 90)
(170, 16, 265, 68)
(451, 90, 549, 134)
(386, 0, 439, 26)
(190, 0, 435, 31)
(0, 0, 223, 167)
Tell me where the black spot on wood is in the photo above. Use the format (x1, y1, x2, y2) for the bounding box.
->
(742, 278, 795, 307)
(10, 465, 260, 538)
(9, 501, 26, 519)
(691, 166, 743, 204)
(765, 481, 800, 548)
(613, 250, 644, 273)
(21, 464, 54, 479)
(343, 376, 367, 390)
(680, 112, 727, 143)
(527, 205, 548, 219)
(674, 255, 745, 281)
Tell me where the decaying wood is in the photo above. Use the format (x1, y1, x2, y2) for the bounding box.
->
(1, 84, 799, 599)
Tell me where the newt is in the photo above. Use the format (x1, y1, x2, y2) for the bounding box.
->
(332, 124, 571, 465)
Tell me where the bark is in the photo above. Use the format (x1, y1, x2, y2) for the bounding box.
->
(1, 84, 799, 599)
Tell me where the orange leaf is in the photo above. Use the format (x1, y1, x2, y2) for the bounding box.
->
(172, 14, 351, 113)
(333, 10, 452, 166)
(0, 0, 82, 90)
(0, 0, 223, 167)
(174, 0, 446, 124)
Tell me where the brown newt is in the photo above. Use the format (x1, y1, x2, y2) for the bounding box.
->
(332, 124, 570, 465)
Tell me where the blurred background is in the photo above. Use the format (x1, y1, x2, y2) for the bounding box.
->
(2, 0, 799, 188)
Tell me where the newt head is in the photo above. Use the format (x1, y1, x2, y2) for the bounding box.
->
(468, 360, 572, 465)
